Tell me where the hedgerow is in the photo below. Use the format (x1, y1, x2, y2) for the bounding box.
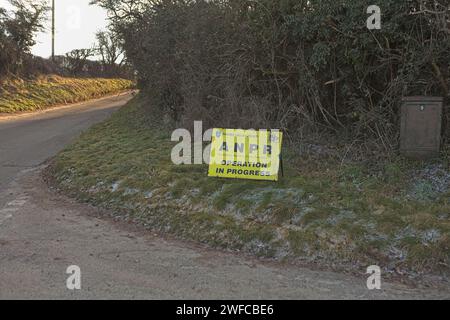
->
(93, 0, 449, 153)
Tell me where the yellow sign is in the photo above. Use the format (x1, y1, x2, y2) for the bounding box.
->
(208, 128, 283, 181)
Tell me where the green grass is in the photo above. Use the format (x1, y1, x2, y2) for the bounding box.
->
(0, 75, 133, 113)
(50, 95, 450, 279)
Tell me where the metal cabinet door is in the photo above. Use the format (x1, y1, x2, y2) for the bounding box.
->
(400, 97, 443, 158)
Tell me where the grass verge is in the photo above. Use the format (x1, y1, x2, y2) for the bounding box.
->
(49, 96, 450, 283)
(0, 75, 133, 113)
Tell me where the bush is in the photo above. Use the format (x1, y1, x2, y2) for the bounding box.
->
(94, 0, 450, 152)
(0, 0, 48, 77)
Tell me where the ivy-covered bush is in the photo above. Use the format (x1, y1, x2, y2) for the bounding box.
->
(93, 0, 449, 152)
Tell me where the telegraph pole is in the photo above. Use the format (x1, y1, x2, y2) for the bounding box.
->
(51, 0, 55, 61)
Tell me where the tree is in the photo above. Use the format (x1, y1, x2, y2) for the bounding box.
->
(90, 0, 149, 23)
(0, 0, 49, 76)
(65, 48, 96, 75)
(96, 30, 125, 75)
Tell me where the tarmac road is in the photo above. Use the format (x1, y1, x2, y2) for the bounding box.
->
(0, 93, 133, 190)
(0, 94, 448, 299)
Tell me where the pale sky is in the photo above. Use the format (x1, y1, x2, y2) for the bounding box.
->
(0, 0, 109, 59)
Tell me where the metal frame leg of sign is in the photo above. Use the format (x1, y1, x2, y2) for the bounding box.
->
(279, 154, 284, 178)
(271, 128, 284, 178)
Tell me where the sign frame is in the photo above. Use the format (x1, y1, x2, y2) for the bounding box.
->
(208, 128, 283, 181)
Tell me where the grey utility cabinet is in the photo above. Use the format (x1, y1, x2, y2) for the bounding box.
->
(400, 96, 443, 158)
